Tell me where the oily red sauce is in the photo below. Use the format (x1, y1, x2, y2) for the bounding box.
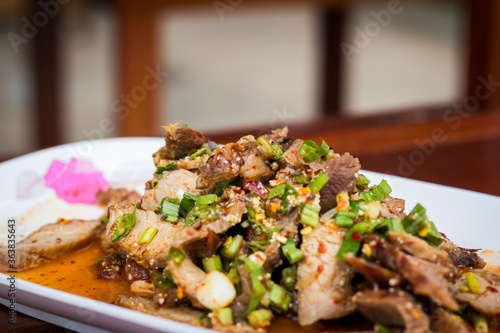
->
(14, 242, 131, 303)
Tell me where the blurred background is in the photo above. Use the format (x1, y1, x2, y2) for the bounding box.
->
(0, 0, 500, 193)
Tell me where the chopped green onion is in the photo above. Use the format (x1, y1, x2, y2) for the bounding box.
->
(256, 136, 274, 159)
(300, 204, 320, 228)
(309, 172, 329, 194)
(155, 163, 177, 174)
(268, 183, 287, 199)
(101, 215, 109, 224)
(335, 212, 356, 227)
(199, 313, 211, 328)
(167, 246, 185, 266)
(271, 142, 283, 161)
(402, 203, 428, 235)
(185, 209, 196, 226)
(422, 221, 443, 247)
(375, 218, 405, 233)
(294, 174, 311, 184)
(151, 270, 176, 290)
(336, 222, 376, 260)
(137, 227, 158, 245)
(189, 145, 208, 160)
(299, 139, 329, 162)
(247, 309, 272, 328)
(111, 203, 137, 242)
(227, 265, 240, 287)
(360, 179, 392, 202)
(269, 284, 290, 312)
(221, 234, 244, 260)
(279, 184, 297, 213)
(282, 267, 297, 292)
(471, 312, 488, 332)
(213, 307, 233, 326)
(215, 177, 238, 196)
(466, 272, 482, 294)
(356, 174, 371, 191)
(159, 198, 180, 223)
(374, 322, 392, 333)
(372, 179, 392, 200)
(180, 192, 197, 216)
(193, 205, 220, 223)
(282, 239, 304, 264)
(349, 200, 362, 214)
(242, 259, 267, 317)
(202, 255, 223, 273)
(196, 194, 218, 205)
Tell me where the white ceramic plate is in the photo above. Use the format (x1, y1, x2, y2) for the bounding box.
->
(0, 138, 499, 332)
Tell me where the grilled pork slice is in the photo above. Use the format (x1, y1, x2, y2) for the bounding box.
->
(97, 188, 141, 207)
(297, 224, 355, 325)
(365, 234, 459, 310)
(167, 255, 206, 309)
(263, 208, 300, 272)
(430, 308, 473, 333)
(0, 219, 102, 271)
(173, 194, 247, 246)
(440, 236, 486, 269)
(344, 253, 402, 289)
(198, 136, 271, 188)
(142, 169, 202, 212)
(153, 123, 209, 161)
(380, 197, 405, 219)
(319, 153, 361, 213)
(387, 231, 458, 280)
(230, 264, 253, 317)
(388, 231, 449, 264)
(450, 269, 500, 317)
(353, 289, 430, 333)
(116, 296, 259, 333)
(280, 139, 304, 168)
(106, 200, 184, 269)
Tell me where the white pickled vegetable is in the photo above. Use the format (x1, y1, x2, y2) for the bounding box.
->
(196, 271, 236, 310)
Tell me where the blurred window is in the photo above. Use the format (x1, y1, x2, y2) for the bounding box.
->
(340, 1, 466, 114)
(159, 5, 321, 132)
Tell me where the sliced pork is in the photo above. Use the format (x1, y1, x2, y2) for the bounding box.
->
(297, 224, 355, 325)
(365, 234, 459, 310)
(0, 219, 102, 271)
(153, 123, 209, 161)
(116, 296, 259, 333)
(106, 200, 184, 269)
(440, 236, 486, 269)
(319, 153, 361, 213)
(142, 169, 202, 212)
(353, 289, 430, 333)
(450, 269, 500, 317)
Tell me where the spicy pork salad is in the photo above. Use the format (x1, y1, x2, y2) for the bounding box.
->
(2, 124, 500, 332)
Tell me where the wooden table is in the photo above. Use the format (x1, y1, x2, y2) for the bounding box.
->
(1, 108, 500, 331)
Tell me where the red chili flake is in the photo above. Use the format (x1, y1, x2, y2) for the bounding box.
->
(317, 264, 324, 273)
(351, 231, 361, 241)
(486, 286, 498, 293)
(56, 238, 62, 243)
(318, 242, 327, 254)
